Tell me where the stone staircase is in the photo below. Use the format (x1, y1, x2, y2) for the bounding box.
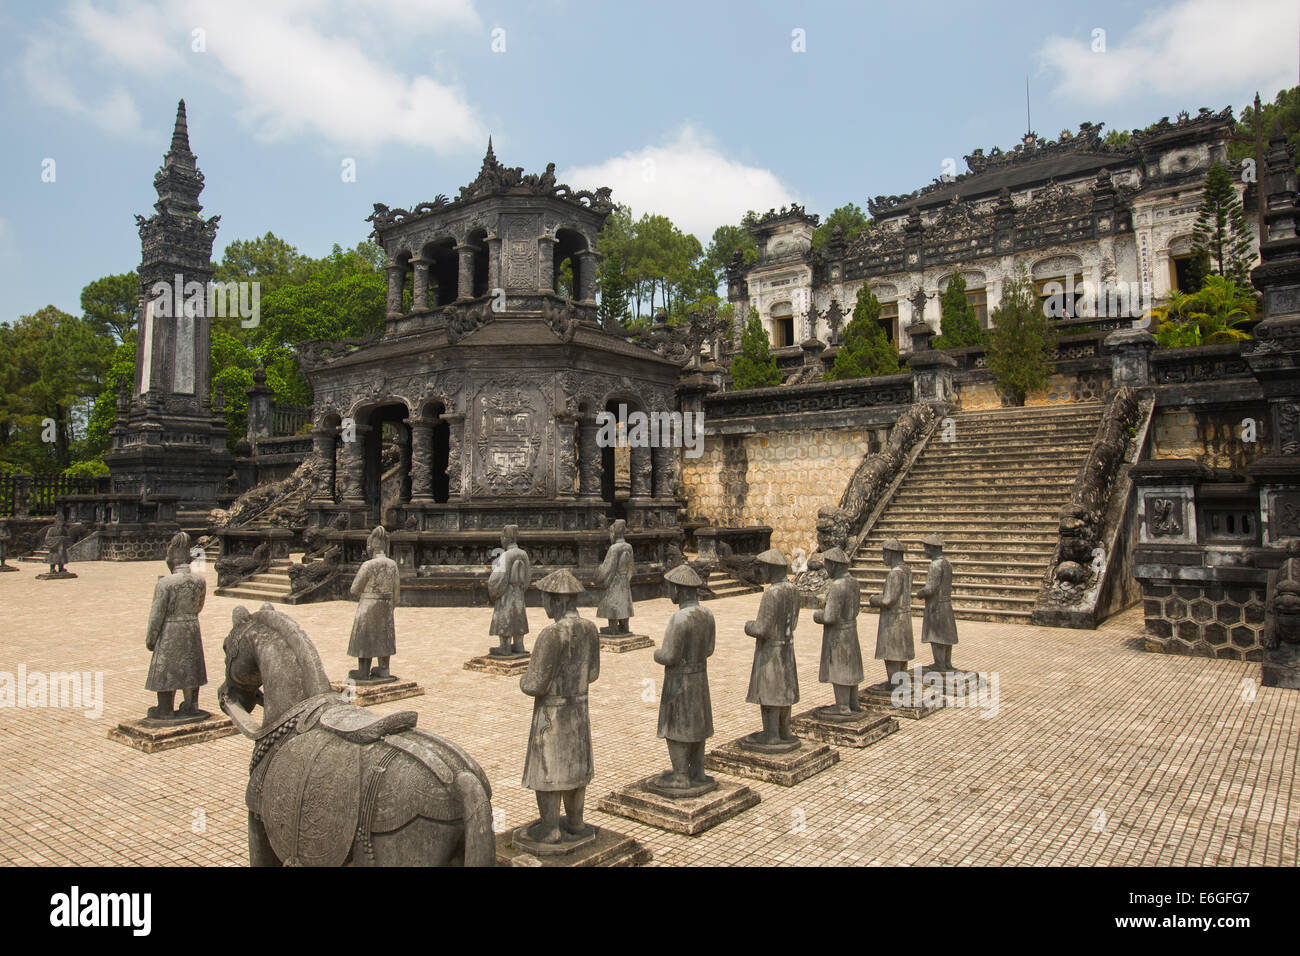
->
(851, 402, 1105, 624)
(702, 568, 762, 601)
(213, 559, 295, 603)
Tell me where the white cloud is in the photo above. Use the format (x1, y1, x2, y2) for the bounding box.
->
(562, 125, 798, 241)
(1038, 0, 1298, 106)
(18, 35, 145, 136)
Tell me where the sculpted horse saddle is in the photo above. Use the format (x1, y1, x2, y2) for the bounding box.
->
(248, 697, 487, 866)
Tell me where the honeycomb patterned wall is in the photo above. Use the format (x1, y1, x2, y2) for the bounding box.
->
(1141, 582, 1268, 660)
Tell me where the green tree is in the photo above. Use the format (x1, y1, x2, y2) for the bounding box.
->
(1150, 275, 1257, 347)
(812, 203, 871, 252)
(1191, 162, 1255, 286)
(933, 273, 985, 348)
(703, 221, 758, 287)
(80, 272, 138, 341)
(730, 308, 782, 389)
(1230, 87, 1300, 179)
(825, 286, 900, 381)
(986, 269, 1057, 406)
(212, 232, 312, 294)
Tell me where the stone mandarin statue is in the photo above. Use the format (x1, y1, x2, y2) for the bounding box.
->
(488, 524, 530, 657)
(45, 512, 72, 575)
(870, 538, 915, 684)
(145, 532, 208, 721)
(742, 548, 801, 751)
(0, 518, 16, 571)
(812, 546, 864, 718)
(348, 526, 399, 682)
(518, 568, 601, 847)
(918, 533, 959, 671)
(596, 519, 635, 636)
(648, 564, 716, 796)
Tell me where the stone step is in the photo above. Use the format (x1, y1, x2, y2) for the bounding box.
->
(214, 586, 294, 603)
(883, 504, 1069, 518)
(870, 521, 1060, 535)
(851, 555, 1052, 572)
(858, 536, 1058, 551)
(246, 571, 292, 584)
(220, 579, 292, 596)
(917, 449, 1092, 465)
(859, 592, 1037, 613)
(953, 404, 1104, 420)
(852, 567, 1048, 587)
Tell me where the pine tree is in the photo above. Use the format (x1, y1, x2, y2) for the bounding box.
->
(730, 308, 782, 389)
(986, 268, 1057, 406)
(933, 273, 985, 348)
(1191, 162, 1254, 286)
(824, 286, 901, 381)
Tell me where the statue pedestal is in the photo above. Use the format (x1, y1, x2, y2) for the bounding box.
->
(0, 563, 19, 573)
(108, 711, 236, 753)
(463, 652, 530, 675)
(921, 665, 989, 699)
(860, 679, 941, 719)
(704, 736, 839, 787)
(330, 676, 424, 706)
(1263, 641, 1300, 689)
(791, 706, 899, 748)
(598, 776, 759, 835)
(35, 570, 78, 580)
(495, 821, 650, 867)
(598, 632, 654, 653)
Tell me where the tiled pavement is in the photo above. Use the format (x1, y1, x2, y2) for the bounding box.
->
(0, 559, 1296, 866)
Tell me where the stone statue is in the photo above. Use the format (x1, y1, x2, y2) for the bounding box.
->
(812, 547, 864, 718)
(596, 518, 635, 635)
(648, 564, 716, 796)
(517, 568, 601, 849)
(488, 524, 530, 656)
(45, 512, 72, 575)
(742, 548, 800, 751)
(0, 518, 16, 571)
(347, 527, 399, 682)
(869, 538, 914, 683)
(144, 532, 208, 722)
(1263, 546, 1300, 689)
(918, 533, 959, 671)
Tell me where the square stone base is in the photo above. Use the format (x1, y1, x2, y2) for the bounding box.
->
(790, 706, 900, 748)
(598, 777, 760, 835)
(495, 825, 650, 867)
(598, 633, 655, 653)
(860, 680, 941, 719)
(704, 736, 839, 786)
(0, 564, 20, 572)
(108, 713, 236, 753)
(463, 653, 531, 675)
(35, 571, 78, 580)
(330, 678, 424, 706)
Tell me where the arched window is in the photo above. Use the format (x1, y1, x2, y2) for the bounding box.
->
(554, 229, 587, 298)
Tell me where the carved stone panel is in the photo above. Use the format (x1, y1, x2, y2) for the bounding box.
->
(1145, 495, 1186, 537)
(503, 214, 539, 292)
(471, 380, 551, 497)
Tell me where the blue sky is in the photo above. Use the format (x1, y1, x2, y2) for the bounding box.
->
(0, 0, 1295, 325)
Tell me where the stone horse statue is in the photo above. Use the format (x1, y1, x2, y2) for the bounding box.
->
(218, 604, 495, 866)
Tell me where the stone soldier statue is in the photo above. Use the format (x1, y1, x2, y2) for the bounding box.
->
(813, 546, 864, 718)
(144, 532, 208, 721)
(518, 568, 601, 849)
(648, 564, 716, 796)
(595, 518, 635, 635)
(488, 524, 530, 656)
(742, 548, 800, 751)
(869, 538, 914, 683)
(45, 511, 72, 575)
(918, 533, 959, 671)
(0, 518, 17, 571)
(347, 526, 399, 682)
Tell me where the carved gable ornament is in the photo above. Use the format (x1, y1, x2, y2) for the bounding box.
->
(475, 384, 544, 495)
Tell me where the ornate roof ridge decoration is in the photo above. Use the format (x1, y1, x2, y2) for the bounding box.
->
(366, 138, 614, 234)
(294, 328, 382, 371)
(750, 203, 820, 230)
(135, 99, 220, 251)
(1127, 106, 1235, 147)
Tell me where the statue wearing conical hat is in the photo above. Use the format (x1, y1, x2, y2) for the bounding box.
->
(648, 564, 716, 796)
(518, 568, 601, 848)
(347, 526, 399, 682)
(595, 519, 635, 635)
(813, 546, 864, 718)
(488, 524, 530, 656)
(869, 538, 914, 683)
(918, 533, 959, 671)
(742, 548, 801, 750)
(144, 532, 208, 721)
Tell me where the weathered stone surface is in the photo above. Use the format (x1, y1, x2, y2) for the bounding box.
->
(495, 824, 650, 867)
(704, 736, 839, 786)
(599, 632, 654, 653)
(598, 777, 759, 835)
(860, 679, 942, 719)
(108, 713, 235, 753)
(463, 653, 531, 675)
(790, 707, 899, 748)
(329, 678, 424, 706)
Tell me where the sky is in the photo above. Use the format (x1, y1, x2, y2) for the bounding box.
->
(0, 0, 1296, 324)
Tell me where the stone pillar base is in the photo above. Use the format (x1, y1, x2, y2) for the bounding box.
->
(108, 712, 236, 753)
(330, 677, 424, 706)
(495, 823, 650, 867)
(598, 776, 759, 835)
(704, 736, 838, 786)
(790, 706, 899, 748)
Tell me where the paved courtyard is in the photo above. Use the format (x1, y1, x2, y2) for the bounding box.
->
(0, 558, 1296, 867)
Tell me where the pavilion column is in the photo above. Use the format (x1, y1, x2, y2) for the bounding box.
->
(575, 249, 598, 303)
(339, 424, 370, 505)
(651, 445, 675, 499)
(486, 233, 502, 292)
(385, 263, 405, 318)
(456, 243, 477, 300)
(408, 417, 435, 501)
(630, 444, 652, 499)
(443, 413, 466, 499)
(555, 412, 578, 498)
(397, 424, 412, 502)
(578, 414, 602, 499)
(411, 256, 431, 312)
(310, 426, 337, 502)
(538, 236, 557, 292)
